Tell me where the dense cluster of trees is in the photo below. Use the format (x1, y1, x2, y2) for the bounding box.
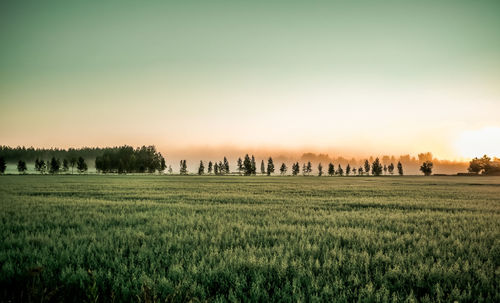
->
(0, 146, 114, 162)
(95, 146, 165, 173)
(468, 155, 500, 175)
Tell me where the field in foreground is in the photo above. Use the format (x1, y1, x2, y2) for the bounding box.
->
(0, 176, 499, 302)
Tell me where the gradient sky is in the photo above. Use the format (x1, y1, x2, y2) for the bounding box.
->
(1, 0, 500, 159)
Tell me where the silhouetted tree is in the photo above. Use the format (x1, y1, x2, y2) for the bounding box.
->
(346, 164, 351, 176)
(364, 160, 370, 175)
(214, 162, 219, 175)
(179, 160, 187, 175)
(280, 163, 287, 175)
(292, 162, 300, 176)
(62, 159, 69, 172)
(0, 157, 6, 174)
(77, 157, 87, 174)
(383, 164, 387, 175)
(317, 163, 323, 176)
(218, 161, 224, 175)
(328, 163, 335, 176)
(302, 163, 307, 176)
(168, 165, 173, 174)
(358, 166, 363, 175)
(70, 157, 77, 174)
(397, 161, 404, 176)
(160, 158, 166, 173)
(17, 160, 27, 174)
(337, 164, 343, 176)
(208, 161, 213, 174)
(468, 157, 482, 174)
(49, 157, 60, 174)
(243, 154, 252, 175)
(306, 161, 312, 175)
(352, 167, 357, 175)
(198, 160, 205, 175)
(420, 161, 433, 176)
(237, 157, 243, 175)
(35, 159, 47, 174)
(261, 160, 266, 174)
(223, 157, 230, 174)
(267, 157, 275, 176)
(371, 158, 383, 176)
(250, 155, 257, 175)
(388, 163, 395, 175)
(468, 155, 494, 174)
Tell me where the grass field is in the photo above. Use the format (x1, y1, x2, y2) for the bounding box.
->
(0, 175, 499, 302)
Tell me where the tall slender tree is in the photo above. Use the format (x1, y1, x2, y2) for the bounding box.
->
(383, 164, 388, 175)
(292, 162, 300, 176)
(208, 161, 213, 174)
(218, 161, 224, 175)
(317, 163, 323, 176)
(346, 164, 351, 176)
(388, 163, 395, 175)
(37, 159, 47, 174)
(223, 157, 230, 174)
(250, 155, 257, 175)
(69, 157, 77, 174)
(17, 160, 27, 174)
(198, 160, 205, 175)
(237, 157, 243, 175)
(364, 160, 370, 175)
(62, 159, 69, 172)
(261, 160, 266, 175)
(397, 161, 403, 176)
(214, 162, 219, 175)
(337, 164, 343, 176)
(306, 161, 312, 175)
(0, 157, 6, 174)
(77, 157, 88, 174)
(371, 158, 383, 176)
(328, 163, 335, 176)
(160, 158, 166, 174)
(280, 163, 287, 175)
(179, 160, 187, 175)
(49, 157, 60, 174)
(243, 154, 252, 175)
(267, 157, 275, 176)
(358, 166, 363, 175)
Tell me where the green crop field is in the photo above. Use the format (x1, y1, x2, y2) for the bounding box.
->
(0, 175, 499, 302)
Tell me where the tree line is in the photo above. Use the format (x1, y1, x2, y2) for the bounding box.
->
(181, 155, 407, 177)
(2, 145, 497, 176)
(0, 146, 116, 162)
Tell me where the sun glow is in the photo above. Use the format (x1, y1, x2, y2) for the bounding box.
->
(455, 127, 500, 159)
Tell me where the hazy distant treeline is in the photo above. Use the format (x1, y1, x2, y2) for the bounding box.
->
(296, 152, 468, 175)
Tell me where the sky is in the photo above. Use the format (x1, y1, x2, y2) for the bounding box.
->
(1, 0, 500, 160)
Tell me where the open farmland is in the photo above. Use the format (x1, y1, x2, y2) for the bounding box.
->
(0, 175, 499, 302)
